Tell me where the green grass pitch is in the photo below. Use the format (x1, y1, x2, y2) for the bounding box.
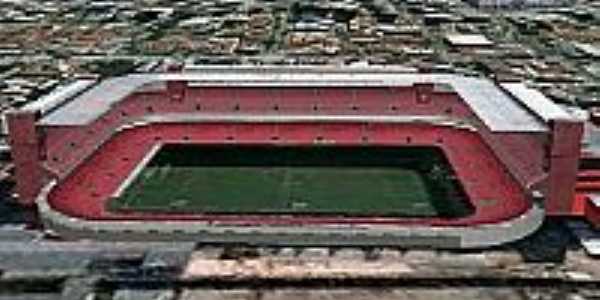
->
(109, 145, 472, 218)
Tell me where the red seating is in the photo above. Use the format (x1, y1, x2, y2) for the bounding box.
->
(39, 85, 536, 226)
(43, 86, 486, 176)
(46, 121, 531, 226)
(475, 125, 546, 188)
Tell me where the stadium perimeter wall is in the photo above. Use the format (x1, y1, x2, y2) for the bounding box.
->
(36, 179, 546, 248)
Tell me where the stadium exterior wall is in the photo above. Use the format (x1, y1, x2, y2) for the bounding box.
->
(6, 110, 44, 206)
(547, 120, 584, 214)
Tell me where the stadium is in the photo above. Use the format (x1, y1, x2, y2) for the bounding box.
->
(7, 66, 599, 248)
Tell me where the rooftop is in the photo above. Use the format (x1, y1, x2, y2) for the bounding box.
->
(34, 66, 562, 133)
(445, 34, 494, 47)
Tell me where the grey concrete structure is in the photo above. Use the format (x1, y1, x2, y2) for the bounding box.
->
(37, 179, 546, 249)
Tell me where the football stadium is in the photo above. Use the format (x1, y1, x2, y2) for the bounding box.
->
(7, 66, 599, 248)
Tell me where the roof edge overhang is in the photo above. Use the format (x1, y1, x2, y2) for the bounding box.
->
(34, 66, 549, 133)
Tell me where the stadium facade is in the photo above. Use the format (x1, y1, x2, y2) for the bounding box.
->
(7, 66, 599, 248)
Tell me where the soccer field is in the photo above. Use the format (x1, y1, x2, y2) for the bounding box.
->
(109, 145, 472, 217)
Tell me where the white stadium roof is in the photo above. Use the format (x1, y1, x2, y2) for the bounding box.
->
(32, 66, 569, 133)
